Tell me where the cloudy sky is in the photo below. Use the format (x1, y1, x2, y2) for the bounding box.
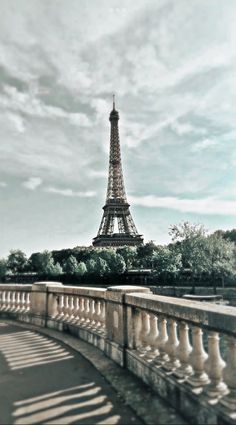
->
(0, 0, 236, 257)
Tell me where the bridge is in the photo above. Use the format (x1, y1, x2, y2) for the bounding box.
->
(0, 283, 235, 424)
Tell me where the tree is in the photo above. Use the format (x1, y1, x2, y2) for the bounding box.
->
(63, 255, 78, 274)
(29, 250, 62, 275)
(52, 262, 63, 276)
(96, 257, 110, 276)
(86, 257, 109, 276)
(7, 250, 28, 274)
(169, 222, 208, 291)
(117, 247, 137, 269)
(0, 259, 7, 280)
(86, 258, 97, 275)
(221, 229, 236, 245)
(137, 241, 157, 268)
(152, 246, 182, 283)
(75, 262, 87, 276)
(204, 234, 235, 292)
(109, 253, 126, 274)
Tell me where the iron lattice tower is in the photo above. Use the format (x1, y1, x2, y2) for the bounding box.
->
(93, 97, 143, 247)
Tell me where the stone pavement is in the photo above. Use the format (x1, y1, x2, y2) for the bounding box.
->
(0, 322, 142, 425)
(0, 321, 187, 425)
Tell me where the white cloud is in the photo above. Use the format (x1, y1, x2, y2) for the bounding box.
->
(129, 194, 236, 216)
(23, 177, 42, 190)
(89, 170, 107, 178)
(192, 138, 217, 152)
(0, 182, 7, 187)
(0, 85, 91, 128)
(7, 112, 26, 133)
(44, 186, 96, 198)
(170, 120, 207, 136)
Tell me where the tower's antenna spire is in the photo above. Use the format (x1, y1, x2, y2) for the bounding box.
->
(113, 93, 115, 110)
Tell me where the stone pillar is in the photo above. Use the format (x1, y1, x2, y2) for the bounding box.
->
(30, 281, 63, 327)
(105, 285, 151, 366)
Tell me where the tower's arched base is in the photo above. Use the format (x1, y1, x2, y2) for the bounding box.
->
(93, 233, 143, 247)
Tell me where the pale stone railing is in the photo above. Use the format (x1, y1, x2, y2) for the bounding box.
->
(125, 293, 236, 415)
(47, 285, 107, 334)
(0, 284, 31, 313)
(0, 282, 236, 425)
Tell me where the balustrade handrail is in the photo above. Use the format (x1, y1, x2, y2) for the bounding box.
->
(48, 285, 107, 299)
(0, 284, 32, 291)
(125, 292, 236, 336)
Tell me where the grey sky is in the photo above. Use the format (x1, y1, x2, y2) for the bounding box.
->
(0, 0, 236, 256)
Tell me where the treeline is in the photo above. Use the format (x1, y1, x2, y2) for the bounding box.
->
(1, 222, 236, 288)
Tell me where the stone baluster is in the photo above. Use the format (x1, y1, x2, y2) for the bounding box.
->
(221, 336, 236, 410)
(57, 295, 64, 318)
(138, 311, 150, 353)
(15, 292, 21, 311)
(0, 291, 2, 309)
(133, 308, 143, 350)
(68, 295, 74, 321)
(7, 291, 12, 311)
(4, 291, 8, 310)
(9, 291, 15, 311)
(175, 321, 192, 378)
(84, 298, 90, 324)
(188, 326, 209, 387)
(100, 300, 106, 330)
(78, 297, 85, 323)
(25, 292, 31, 311)
(63, 295, 69, 319)
(145, 313, 159, 359)
(6, 291, 11, 310)
(89, 299, 95, 326)
(72, 296, 80, 322)
(2, 291, 7, 310)
(204, 331, 227, 397)
(97, 301, 102, 328)
(154, 316, 169, 366)
(20, 292, 25, 312)
(94, 300, 101, 329)
(163, 319, 180, 371)
(3, 291, 6, 309)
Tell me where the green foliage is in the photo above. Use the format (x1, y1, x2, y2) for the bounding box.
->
(7, 250, 28, 274)
(75, 262, 87, 276)
(52, 262, 63, 275)
(152, 246, 182, 277)
(137, 241, 157, 267)
(169, 222, 208, 276)
(110, 253, 126, 274)
(215, 229, 236, 245)
(63, 255, 78, 274)
(29, 250, 62, 275)
(4, 222, 236, 287)
(169, 222, 206, 241)
(117, 246, 137, 269)
(86, 257, 109, 276)
(0, 258, 7, 279)
(204, 233, 235, 282)
(97, 249, 126, 274)
(86, 258, 96, 274)
(52, 246, 95, 267)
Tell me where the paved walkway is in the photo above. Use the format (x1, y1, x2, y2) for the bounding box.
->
(0, 322, 142, 425)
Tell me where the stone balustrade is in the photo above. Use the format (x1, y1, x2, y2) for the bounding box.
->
(0, 284, 32, 313)
(0, 282, 236, 425)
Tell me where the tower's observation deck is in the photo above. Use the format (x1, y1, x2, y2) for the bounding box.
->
(93, 97, 143, 247)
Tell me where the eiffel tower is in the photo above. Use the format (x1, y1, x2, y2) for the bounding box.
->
(93, 96, 143, 247)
